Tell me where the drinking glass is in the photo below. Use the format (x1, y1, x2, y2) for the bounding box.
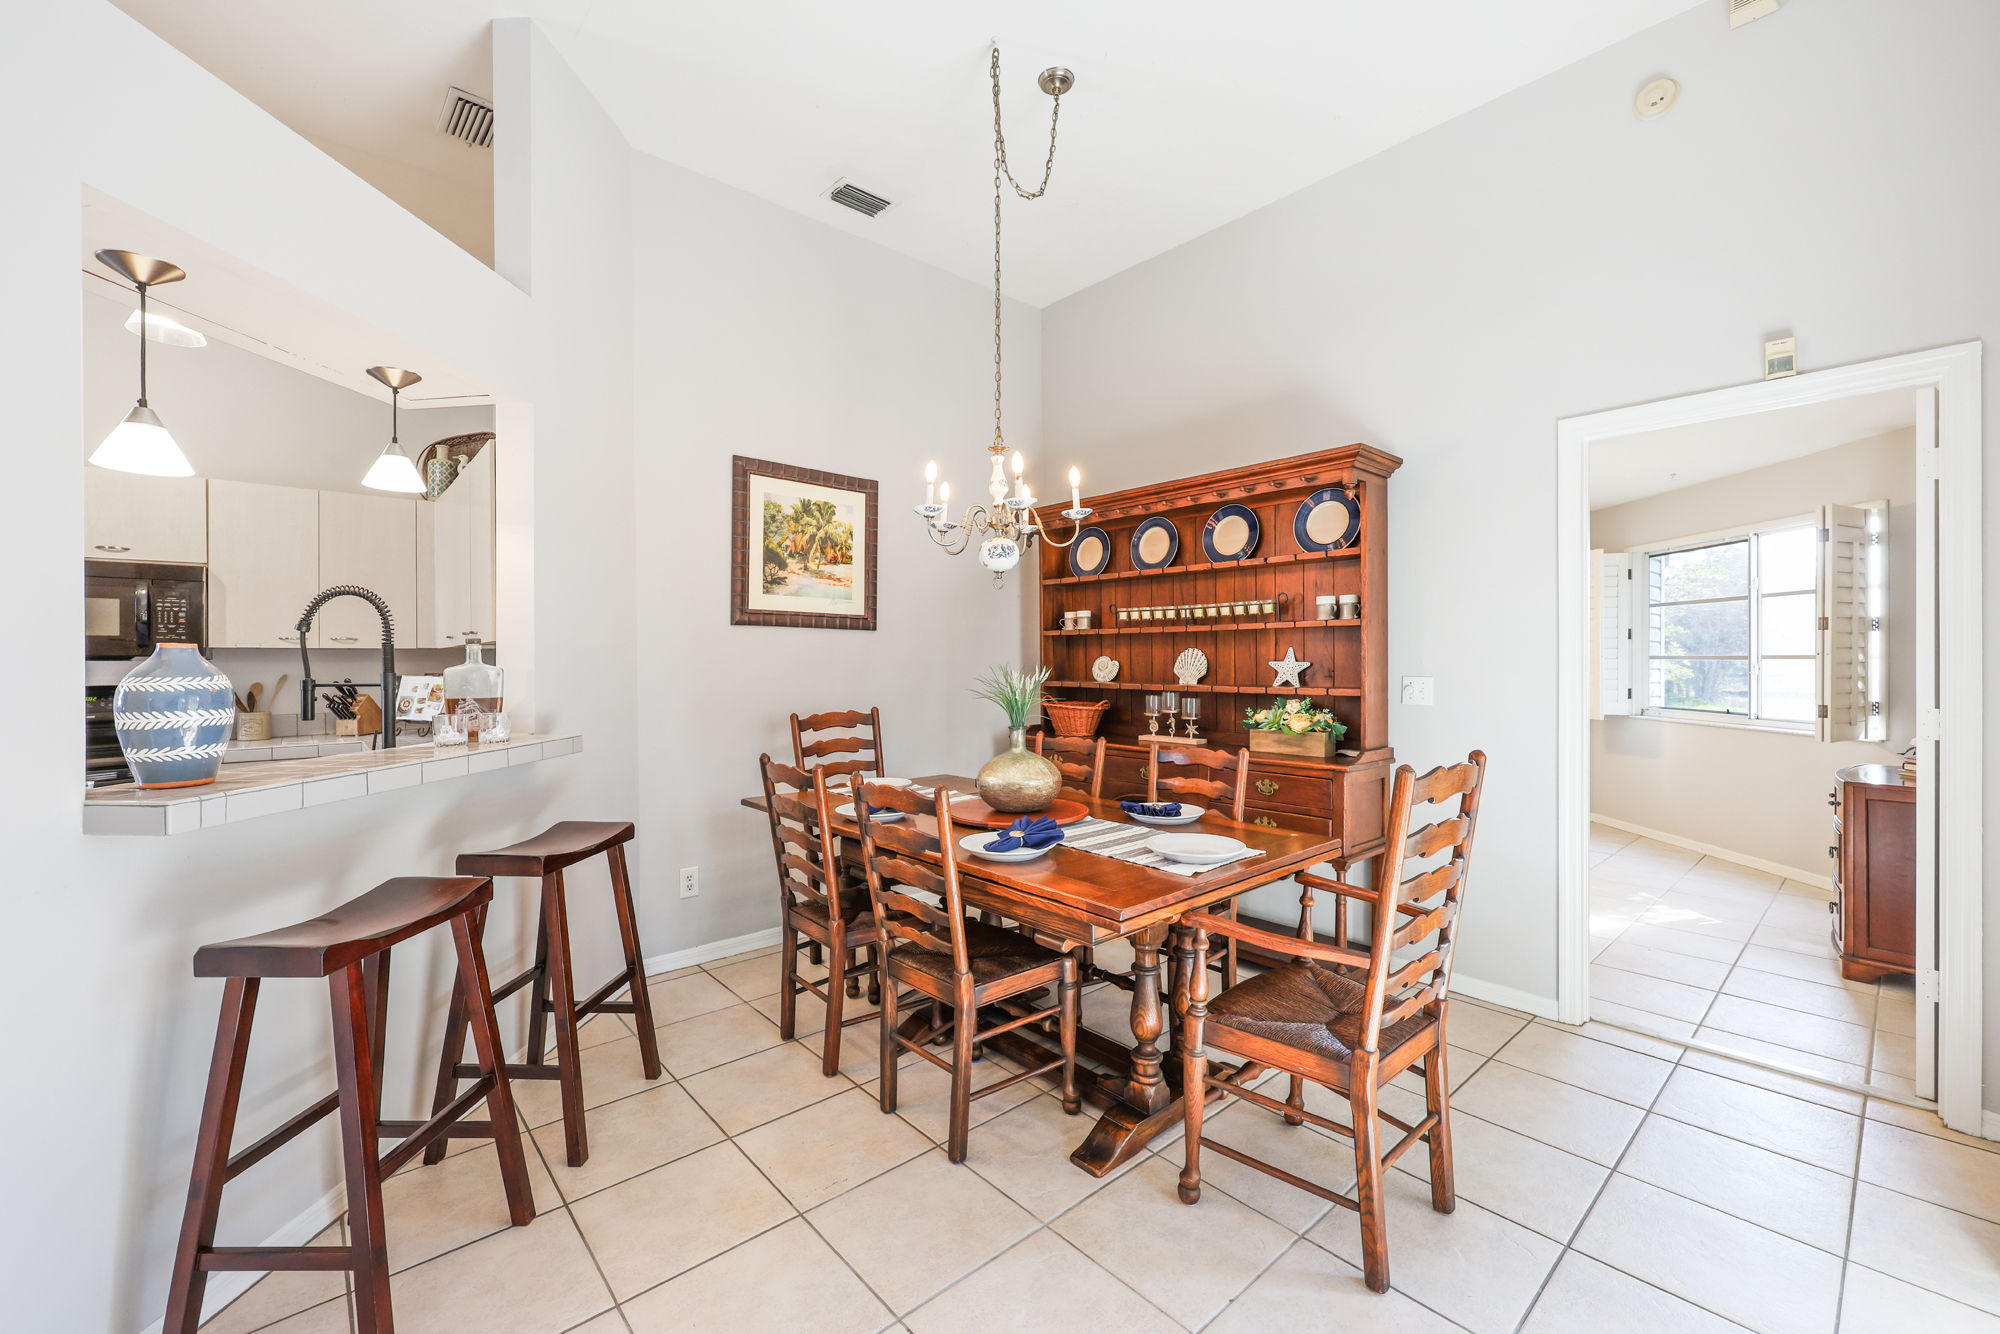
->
(432, 712, 469, 748)
(482, 711, 512, 743)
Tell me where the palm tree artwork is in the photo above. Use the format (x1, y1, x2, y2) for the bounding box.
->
(762, 490, 858, 599)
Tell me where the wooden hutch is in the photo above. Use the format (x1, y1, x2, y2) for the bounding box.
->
(1037, 445, 1401, 869)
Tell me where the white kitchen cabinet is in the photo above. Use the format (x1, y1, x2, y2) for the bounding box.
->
(84, 467, 207, 564)
(415, 450, 495, 647)
(315, 491, 416, 650)
(207, 480, 320, 649)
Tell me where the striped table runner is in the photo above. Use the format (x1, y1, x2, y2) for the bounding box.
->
(1059, 815, 1266, 878)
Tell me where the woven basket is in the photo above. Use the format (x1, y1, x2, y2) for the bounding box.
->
(1044, 698, 1112, 738)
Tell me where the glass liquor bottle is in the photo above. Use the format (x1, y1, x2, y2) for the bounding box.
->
(442, 641, 504, 741)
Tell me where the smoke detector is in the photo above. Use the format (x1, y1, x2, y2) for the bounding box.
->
(437, 86, 494, 148)
(825, 179, 894, 218)
(1730, 0, 1780, 29)
(1634, 77, 1680, 120)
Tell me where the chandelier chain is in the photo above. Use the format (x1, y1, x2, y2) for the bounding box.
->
(990, 45, 1063, 448)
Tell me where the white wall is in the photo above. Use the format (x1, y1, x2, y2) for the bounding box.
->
(627, 152, 1039, 951)
(1590, 431, 1915, 875)
(1041, 0, 1997, 1098)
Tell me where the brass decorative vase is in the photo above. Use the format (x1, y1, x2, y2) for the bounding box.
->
(976, 727, 1062, 813)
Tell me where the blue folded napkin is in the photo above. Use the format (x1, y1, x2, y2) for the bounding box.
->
(1121, 799, 1184, 818)
(986, 816, 1065, 852)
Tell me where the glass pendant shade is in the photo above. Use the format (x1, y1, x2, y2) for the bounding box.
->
(91, 404, 194, 477)
(363, 444, 425, 493)
(124, 307, 208, 347)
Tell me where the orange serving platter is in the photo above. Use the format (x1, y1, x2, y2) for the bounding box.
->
(947, 796, 1092, 829)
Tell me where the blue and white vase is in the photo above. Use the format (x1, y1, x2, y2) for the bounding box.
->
(114, 642, 234, 788)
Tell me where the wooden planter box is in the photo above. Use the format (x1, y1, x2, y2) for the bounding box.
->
(1247, 730, 1342, 760)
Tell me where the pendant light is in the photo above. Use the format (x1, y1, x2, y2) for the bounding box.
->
(362, 365, 426, 493)
(90, 249, 195, 476)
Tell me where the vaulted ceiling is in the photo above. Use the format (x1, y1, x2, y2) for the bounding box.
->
(116, 0, 1708, 305)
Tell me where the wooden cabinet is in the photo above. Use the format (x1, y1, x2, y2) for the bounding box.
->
(84, 468, 206, 564)
(1832, 763, 1916, 982)
(314, 492, 416, 650)
(415, 450, 495, 647)
(206, 480, 319, 648)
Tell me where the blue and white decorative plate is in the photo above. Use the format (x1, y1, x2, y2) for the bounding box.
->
(1293, 487, 1361, 552)
(1201, 504, 1261, 562)
(1069, 527, 1112, 577)
(1130, 516, 1180, 570)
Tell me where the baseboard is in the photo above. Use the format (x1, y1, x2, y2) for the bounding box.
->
(142, 1181, 350, 1334)
(642, 925, 782, 976)
(1589, 813, 1835, 893)
(1983, 1109, 2000, 1143)
(1454, 974, 1558, 1021)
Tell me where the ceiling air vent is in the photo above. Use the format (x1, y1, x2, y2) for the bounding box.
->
(437, 86, 494, 148)
(1729, 0, 1780, 28)
(827, 180, 893, 218)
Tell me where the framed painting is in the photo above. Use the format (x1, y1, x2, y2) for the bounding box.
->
(731, 455, 879, 630)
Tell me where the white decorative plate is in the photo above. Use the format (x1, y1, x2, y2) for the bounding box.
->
(1091, 655, 1120, 683)
(1145, 833, 1247, 865)
(1173, 647, 1209, 685)
(1125, 803, 1206, 826)
(960, 831, 1055, 863)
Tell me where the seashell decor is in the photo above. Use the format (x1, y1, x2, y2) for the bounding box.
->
(1090, 655, 1120, 683)
(1173, 647, 1209, 685)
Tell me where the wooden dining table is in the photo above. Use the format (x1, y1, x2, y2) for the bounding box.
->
(739, 772, 1343, 1174)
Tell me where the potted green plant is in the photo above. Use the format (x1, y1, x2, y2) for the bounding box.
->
(1243, 698, 1348, 760)
(971, 664, 1061, 812)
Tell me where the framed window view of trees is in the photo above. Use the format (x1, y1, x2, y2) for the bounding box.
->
(1644, 521, 1816, 727)
(730, 456, 878, 630)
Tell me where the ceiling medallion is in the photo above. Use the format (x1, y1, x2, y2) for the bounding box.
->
(914, 45, 1093, 585)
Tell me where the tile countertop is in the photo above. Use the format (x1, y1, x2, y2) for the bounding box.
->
(83, 733, 583, 836)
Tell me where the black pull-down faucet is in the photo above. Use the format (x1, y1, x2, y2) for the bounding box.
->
(295, 585, 398, 750)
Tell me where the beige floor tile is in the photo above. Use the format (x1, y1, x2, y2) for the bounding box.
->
(1493, 1022, 1674, 1106)
(1590, 964, 1720, 1024)
(862, 1052, 1042, 1145)
(532, 1081, 723, 1202)
(1840, 1263, 2000, 1332)
(620, 1216, 891, 1334)
(1573, 1176, 1841, 1334)
(1054, 1155, 1292, 1330)
(1865, 1099, 2000, 1156)
(1619, 1115, 1853, 1252)
(703, 944, 779, 970)
(1154, 1098, 1349, 1233)
(1616, 924, 1745, 965)
(1720, 967, 1875, 1026)
(1703, 996, 1873, 1065)
(906, 1229, 1178, 1334)
(1393, 1110, 1608, 1243)
(1686, 1030, 1869, 1104)
(807, 1150, 1039, 1315)
(570, 1141, 795, 1300)
(1867, 1071, 1918, 1101)
(679, 1041, 853, 1135)
(1860, 1120, 2000, 1226)
(379, 1140, 559, 1274)
(1307, 1170, 1560, 1334)
(646, 970, 742, 1021)
(1594, 941, 1732, 990)
(199, 1224, 346, 1334)
(1441, 1000, 1530, 1055)
(706, 953, 784, 1002)
(1079, 980, 1143, 1045)
(1849, 1182, 2000, 1316)
(509, 1033, 670, 1129)
(1534, 1015, 1685, 1061)
(574, 1011, 633, 1049)
(1653, 889, 1770, 927)
(1870, 1031, 1915, 1081)
(751, 986, 883, 1038)
(1638, 903, 1755, 943)
(357, 1209, 613, 1334)
(959, 1091, 1133, 1221)
(1750, 922, 1838, 961)
(1679, 858, 1784, 890)
(1452, 1061, 1643, 1165)
(1735, 944, 1850, 987)
(654, 1002, 785, 1077)
(1209, 1237, 1460, 1333)
(1653, 1067, 1859, 1173)
(1521, 1251, 1742, 1334)
(237, 1301, 349, 1333)
(735, 1086, 934, 1210)
(560, 1315, 628, 1334)
(1587, 999, 1699, 1043)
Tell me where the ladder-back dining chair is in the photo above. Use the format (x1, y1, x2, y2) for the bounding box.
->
(1176, 750, 1487, 1294)
(789, 707, 886, 785)
(1150, 744, 1251, 986)
(1033, 733, 1106, 799)
(854, 779, 1080, 1163)
(758, 755, 885, 1076)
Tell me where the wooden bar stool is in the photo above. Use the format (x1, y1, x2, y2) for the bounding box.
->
(164, 876, 534, 1334)
(431, 821, 662, 1168)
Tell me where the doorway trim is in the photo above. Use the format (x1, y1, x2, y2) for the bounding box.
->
(1555, 343, 1984, 1133)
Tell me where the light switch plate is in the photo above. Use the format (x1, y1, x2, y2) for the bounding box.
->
(1401, 677, 1434, 706)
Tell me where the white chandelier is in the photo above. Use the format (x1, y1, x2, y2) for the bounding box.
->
(915, 46, 1092, 583)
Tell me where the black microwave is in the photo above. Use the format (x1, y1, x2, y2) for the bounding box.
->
(85, 561, 207, 660)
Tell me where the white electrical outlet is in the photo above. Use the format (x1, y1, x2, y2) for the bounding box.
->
(679, 867, 699, 899)
(1401, 677, 1434, 706)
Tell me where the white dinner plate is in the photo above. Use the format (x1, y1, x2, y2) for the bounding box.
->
(1123, 803, 1206, 827)
(825, 773, 912, 791)
(837, 802, 904, 823)
(959, 831, 1056, 863)
(1144, 833, 1247, 865)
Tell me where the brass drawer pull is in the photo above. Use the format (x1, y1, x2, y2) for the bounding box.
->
(1139, 764, 1150, 780)
(1252, 815, 1278, 828)
(1255, 778, 1279, 796)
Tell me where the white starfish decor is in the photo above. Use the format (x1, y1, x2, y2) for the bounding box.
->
(1268, 647, 1311, 688)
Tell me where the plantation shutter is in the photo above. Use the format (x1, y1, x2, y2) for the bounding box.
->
(1818, 503, 1881, 742)
(1592, 550, 1634, 718)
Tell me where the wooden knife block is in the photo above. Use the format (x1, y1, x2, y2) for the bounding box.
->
(333, 695, 383, 737)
